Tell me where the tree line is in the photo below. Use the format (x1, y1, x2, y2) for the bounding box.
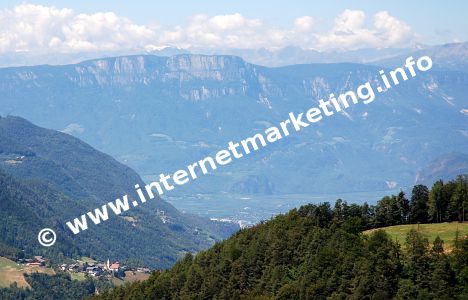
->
(370, 175, 467, 228)
(92, 191, 468, 299)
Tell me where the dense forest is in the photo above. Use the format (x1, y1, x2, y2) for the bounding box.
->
(0, 176, 466, 299)
(0, 273, 112, 300)
(378, 175, 467, 226)
(93, 176, 468, 300)
(94, 229, 468, 300)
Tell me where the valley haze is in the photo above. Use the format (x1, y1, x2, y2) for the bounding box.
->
(63, 54, 437, 235)
(0, 2, 467, 299)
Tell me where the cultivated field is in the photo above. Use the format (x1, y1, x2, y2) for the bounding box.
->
(0, 257, 54, 288)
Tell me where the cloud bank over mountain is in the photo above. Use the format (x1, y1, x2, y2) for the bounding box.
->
(0, 4, 415, 55)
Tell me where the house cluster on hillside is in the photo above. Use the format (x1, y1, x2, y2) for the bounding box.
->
(60, 262, 106, 277)
(59, 259, 151, 278)
(17, 255, 46, 266)
(60, 260, 120, 277)
(16, 255, 151, 278)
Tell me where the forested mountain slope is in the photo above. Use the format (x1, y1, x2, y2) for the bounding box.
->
(0, 116, 238, 268)
(95, 198, 468, 300)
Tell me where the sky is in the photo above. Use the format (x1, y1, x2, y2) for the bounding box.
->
(0, 1, 467, 55)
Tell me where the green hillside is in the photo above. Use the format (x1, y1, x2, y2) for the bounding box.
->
(93, 202, 468, 300)
(0, 116, 237, 268)
(365, 222, 468, 250)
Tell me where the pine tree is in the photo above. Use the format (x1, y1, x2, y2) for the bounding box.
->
(428, 180, 447, 222)
(448, 175, 468, 222)
(397, 191, 410, 224)
(429, 237, 456, 299)
(410, 185, 429, 223)
(375, 195, 400, 226)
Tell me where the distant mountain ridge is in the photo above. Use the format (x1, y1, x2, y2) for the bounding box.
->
(0, 50, 466, 197)
(416, 153, 468, 185)
(3, 41, 466, 69)
(371, 42, 468, 72)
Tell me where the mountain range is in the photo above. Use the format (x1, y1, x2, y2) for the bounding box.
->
(0, 43, 466, 201)
(3, 42, 467, 69)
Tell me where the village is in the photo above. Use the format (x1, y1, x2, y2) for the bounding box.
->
(17, 256, 151, 279)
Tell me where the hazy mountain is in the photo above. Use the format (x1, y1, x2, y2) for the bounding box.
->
(202, 46, 413, 67)
(415, 152, 468, 185)
(0, 47, 189, 68)
(0, 46, 413, 69)
(372, 42, 468, 73)
(197, 43, 468, 69)
(4, 42, 466, 69)
(0, 116, 238, 268)
(0, 53, 466, 199)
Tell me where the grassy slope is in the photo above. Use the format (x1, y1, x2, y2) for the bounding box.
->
(111, 271, 150, 286)
(70, 272, 87, 282)
(364, 222, 468, 250)
(78, 257, 97, 265)
(0, 257, 54, 288)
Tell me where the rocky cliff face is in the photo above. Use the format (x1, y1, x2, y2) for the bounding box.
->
(63, 55, 257, 100)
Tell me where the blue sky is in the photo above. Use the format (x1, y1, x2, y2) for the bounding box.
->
(0, 1, 466, 56)
(2, 0, 466, 44)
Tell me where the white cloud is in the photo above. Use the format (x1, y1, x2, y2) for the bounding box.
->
(334, 9, 365, 32)
(0, 4, 415, 54)
(314, 10, 414, 50)
(294, 16, 314, 32)
(180, 13, 273, 49)
(373, 11, 413, 46)
(0, 4, 157, 53)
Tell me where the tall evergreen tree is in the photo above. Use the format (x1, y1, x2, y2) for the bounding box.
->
(448, 175, 468, 222)
(429, 180, 448, 222)
(410, 185, 429, 223)
(396, 191, 410, 224)
(429, 237, 456, 299)
(375, 196, 399, 226)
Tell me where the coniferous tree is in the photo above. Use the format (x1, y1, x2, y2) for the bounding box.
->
(410, 185, 429, 223)
(375, 196, 399, 226)
(452, 236, 468, 298)
(428, 180, 447, 223)
(397, 191, 410, 224)
(429, 237, 456, 299)
(400, 230, 431, 298)
(448, 175, 468, 222)
(91, 198, 468, 300)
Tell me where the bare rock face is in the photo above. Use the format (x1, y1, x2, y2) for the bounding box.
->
(64, 55, 259, 100)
